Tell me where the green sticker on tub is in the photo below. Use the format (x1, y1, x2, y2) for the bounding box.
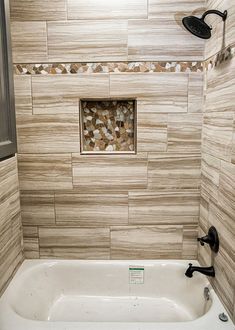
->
(129, 266, 144, 284)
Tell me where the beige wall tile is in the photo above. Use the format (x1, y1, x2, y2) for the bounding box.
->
(199, 197, 209, 233)
(233, 120, 235, 164)
(148, 153, 201, 190)
(48, 21, 128, 62)
(205, 57, 235, 113)
(72, 153, 148, 192)
(14, 75, 32, 115)
(11, 22, 47, 63)
(167, 114, 202, 152)
(129, 190, 200, 225)
(67, 0, 148, 19)
(110, 73, 188, 113)
(10, 0, 67, 21)
(182, 225, 198, 259)
(21, 192, 55, 226)
(0, 157, 21, 229)
(218, 160, 235, 219)
(202, 112, 233, 161)
(128, 19, 204, 61)
(33, 97, 79, 115)
(16, 114, 80, 153)
(208, 202, 235, 259)
(32, 75, 110, 100)
(205, 1, 235, 59)
(18, 154, 73, 190)
(137, 113, 168, 152)
(188, 73, 204, 113)
(39, 227, 110, 259)
(0, 157, 23, 294)
(149, 0, 205, 19)
(55, 193, 128, 226)
(111, 225, 183, 259)
(201, 153, 221, 203)
(24, 238, 40, 259)
(23, 226, 38, 238)
(211, 246, 235, 316)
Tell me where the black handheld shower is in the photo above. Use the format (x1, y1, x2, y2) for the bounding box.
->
(182, 10, 227, 39)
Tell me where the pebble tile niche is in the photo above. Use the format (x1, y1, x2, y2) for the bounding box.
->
(80, 100, 136, 153)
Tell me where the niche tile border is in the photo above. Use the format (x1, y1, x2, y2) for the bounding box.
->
(80, 99, 137, 154)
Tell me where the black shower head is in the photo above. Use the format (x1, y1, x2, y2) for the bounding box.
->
(182, 16, 212, 39)
(182, 10, 227, 39)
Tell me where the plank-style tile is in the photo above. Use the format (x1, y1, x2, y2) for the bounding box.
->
(24, 238, 40, 259)
(67, 0, 148, 19)
(111, 225, 183, 259)
(48, 21, 128, 62)
(55, 193, 128, 226)
(205, 56, 235, 112)
(182, 225, 198, 259)
(209, 202, 235, 260)
(149, 0, 205, 19)
(137, 113, 168, 152)
(21, 192, 55, 226)
(129, 190, 200, 225)
(72, 153, 148, 192)
(148, 153, 201, 190)
(188, 73, 204, 113)
(201, 153, 221, 203)
(202, 112, 234, 162)
(32, 75, 110, 102)
(16, 114, 80, 153)
(167, 114, 202, 152)
(128, 19, 204, 61)
(18, 154, 73, 190)
(218, 160, 235, 219)
(11, 22, 47, 63)
(233, 118, 235, 164)
(205, 2, 235, 59)
(0, 236, 23, 294)
(33, 97, 79, 115)
(212, 245, 235, 317)
(14, 75, 32, 115)
(199, 197, 209, 233)
(0, 157, 21, 228)
(10, 0, 67, 21)
(110, 73, 188, 113)
(39, 227, 110, 259)
(22, 226, 39, 258)
(0, 157, 23, 293)
(23, 226, 38, 238)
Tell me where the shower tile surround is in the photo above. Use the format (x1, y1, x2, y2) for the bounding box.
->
(6, 0, 235, 323)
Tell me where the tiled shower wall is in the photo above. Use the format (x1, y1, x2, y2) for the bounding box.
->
(0, 156, 23, 294)
(199, 0, 235, 321)
(10, 0, 205, 259)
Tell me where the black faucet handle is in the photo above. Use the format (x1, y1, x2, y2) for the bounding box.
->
(197, 227, 220, 253)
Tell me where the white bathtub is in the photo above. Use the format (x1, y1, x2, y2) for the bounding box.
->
(0, 260, 234, 330)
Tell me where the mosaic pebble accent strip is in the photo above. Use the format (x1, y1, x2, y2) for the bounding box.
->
(204, 43, 235, 71)
(13, 44, 235, 75)
(81, 100, 135, 153)
(14, 61, 203, 75)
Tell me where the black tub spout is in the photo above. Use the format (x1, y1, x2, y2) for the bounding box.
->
(185, 263, 215, 278)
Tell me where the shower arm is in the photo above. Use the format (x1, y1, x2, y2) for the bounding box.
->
(201, 9, 227, 22)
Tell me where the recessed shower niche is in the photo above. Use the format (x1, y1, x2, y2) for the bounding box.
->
(80, 100, 136, 154)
